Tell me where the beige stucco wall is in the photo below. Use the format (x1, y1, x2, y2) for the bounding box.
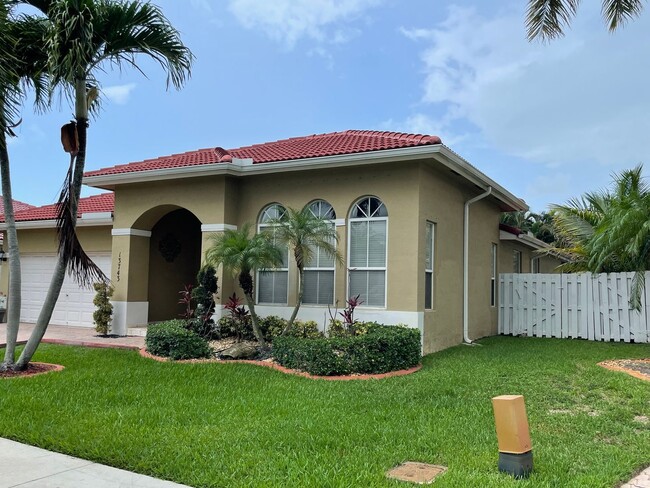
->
(16, 226, 112, 254)
(498, 240, 562, 274)
(0, 225, 112, 298)
(103, 158, 559, 353)
(417, 163, 503, 353)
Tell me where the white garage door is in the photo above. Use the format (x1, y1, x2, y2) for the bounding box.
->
(21, 254, 112, 327)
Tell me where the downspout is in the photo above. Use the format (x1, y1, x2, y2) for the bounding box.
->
(463, 186, 492, 344)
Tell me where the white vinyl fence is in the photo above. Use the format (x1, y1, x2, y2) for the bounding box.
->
(499, 272, 650, 343)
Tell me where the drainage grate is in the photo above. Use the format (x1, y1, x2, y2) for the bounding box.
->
(386, 462, 447, 484)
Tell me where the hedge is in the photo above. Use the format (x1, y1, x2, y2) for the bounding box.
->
(272, 324, 421, 376)
(146, 320, 212, 360)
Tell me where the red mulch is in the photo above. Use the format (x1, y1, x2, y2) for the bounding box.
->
(0, 362, 64, 379)
(598, 359, 650, 382)
(139, 348, 422, 381)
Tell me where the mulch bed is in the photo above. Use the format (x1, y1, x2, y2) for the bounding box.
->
(0, 362, 64, 379)
(598, 359, 650, 382)
(139, 348, 422, 381)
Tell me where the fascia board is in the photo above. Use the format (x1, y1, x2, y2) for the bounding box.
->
(0, 218, 113, 230)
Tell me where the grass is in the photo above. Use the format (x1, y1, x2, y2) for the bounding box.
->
(0, 337, 648, 487)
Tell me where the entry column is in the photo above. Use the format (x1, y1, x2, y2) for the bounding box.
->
(111, 228, 151, 335)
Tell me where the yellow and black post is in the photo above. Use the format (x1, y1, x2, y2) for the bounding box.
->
(491, 395, 533, 478)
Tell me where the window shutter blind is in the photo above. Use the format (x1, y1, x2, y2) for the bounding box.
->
(368, 221, 386, 267)
(350, 221, 368, 267)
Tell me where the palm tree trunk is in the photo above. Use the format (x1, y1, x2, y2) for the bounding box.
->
(0, 121, 21, 370)
(240, 286, 265, 348)
(283, 267, 304, 335)
(15, 78, 88, 370)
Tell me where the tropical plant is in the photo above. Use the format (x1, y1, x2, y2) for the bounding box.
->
(204, 224, 283, 347)
(500, 210, 555, 243)
(526, 0, 644, 41)
(542, 165, 650, 309)
(178, 284, 194, 321)
(223, 293, 250, 341)
(590, 166, 650, 309)
(14, 0, 193, 370)
(268, 206, 341, 334)
(92, 282, 114, 335)
(0, 4, 49, 370)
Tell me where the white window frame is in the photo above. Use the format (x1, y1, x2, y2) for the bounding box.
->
(491, 243, 497, 307)
(256, 203, 289, 305)
(425, 221, 435, 310)
(531, 256, 540, 274)
(302, 200, 336, 306)
(347, 196, 388, 308)
(513, 249, 522, 274)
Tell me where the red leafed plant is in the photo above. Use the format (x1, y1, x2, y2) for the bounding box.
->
(178, 284, 194, 322)
(340, 294, 363, 334)
(223, 293, 251, 341)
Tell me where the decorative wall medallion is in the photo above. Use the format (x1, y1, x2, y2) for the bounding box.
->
(159, 233, 181, 262)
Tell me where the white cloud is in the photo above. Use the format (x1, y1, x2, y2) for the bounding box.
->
(401, 4, 650, 170)
(228, 0, 381, 47)
(102, 83, 137, 105)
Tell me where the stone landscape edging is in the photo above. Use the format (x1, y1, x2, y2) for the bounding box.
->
(139, 348, 422, 380)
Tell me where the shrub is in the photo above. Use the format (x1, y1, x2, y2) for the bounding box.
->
(288, 320, 323, 339)
(92, 282, 114, 336)
(273, 324, 421, 376)
(216, 315, 254, 340)
(258, 315, 288, 340)
(146, 320, 212, 360)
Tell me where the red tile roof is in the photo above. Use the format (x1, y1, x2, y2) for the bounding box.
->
(84, 130, 442, 178)
(0, 198, 35, 216)
(5, 193, 114, 222)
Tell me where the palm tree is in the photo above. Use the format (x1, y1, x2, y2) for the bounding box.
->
(269, 206, 341, 334)
(15, 0, 193, 370)
(0, 5, 49, 370)
(205, 224, 283, 348)
(590, 166, 650, 309)
(541, 165, 650, 309)
(527, 0, 644, 41)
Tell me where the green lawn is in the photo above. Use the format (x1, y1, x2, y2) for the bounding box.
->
(0, 337, 648, 487)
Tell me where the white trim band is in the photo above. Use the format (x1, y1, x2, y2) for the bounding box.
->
(111, 228, 152, 237)
(334, 219, 346, 227)
(201, 224, 238, 232)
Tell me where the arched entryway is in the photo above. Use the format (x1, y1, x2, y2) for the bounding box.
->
(147, 208, 202, 322)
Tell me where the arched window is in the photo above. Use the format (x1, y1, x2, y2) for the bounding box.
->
(257, 204, 288, 304)
(303, 200, 336, 305)
(348, 196, 388, 307)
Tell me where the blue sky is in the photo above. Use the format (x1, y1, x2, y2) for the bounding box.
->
(7, 0, 650, 211)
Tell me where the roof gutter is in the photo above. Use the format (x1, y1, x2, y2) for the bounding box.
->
(463, 186, 492, 344)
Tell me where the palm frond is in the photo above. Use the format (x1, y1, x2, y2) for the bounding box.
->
(526, 0, 580, 41)
(602, 0, 644, 31)
(95, 1, 193, 89)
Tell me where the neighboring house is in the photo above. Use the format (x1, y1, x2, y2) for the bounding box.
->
(0, 197, 35, 216)
(0, 193, 113, 326)
(0, 130, 563, 353)
(499, 223, 561, 274)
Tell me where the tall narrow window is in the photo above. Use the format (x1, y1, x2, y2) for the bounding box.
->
(531, 257, 540, 273)
(491, 243, 497, 307)
(257, 204, 288, 304)
(303, 200, 336, 305)
(348, 196, 387, 307)
(513, 250, 522, 273)
(425, 221, 435, 310)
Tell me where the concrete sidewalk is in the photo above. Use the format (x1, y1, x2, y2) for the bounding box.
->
(0, 323, 144, 350)
(0, 438, 191, 488)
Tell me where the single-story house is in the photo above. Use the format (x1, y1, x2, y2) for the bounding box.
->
(0, 130, 562, 353)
